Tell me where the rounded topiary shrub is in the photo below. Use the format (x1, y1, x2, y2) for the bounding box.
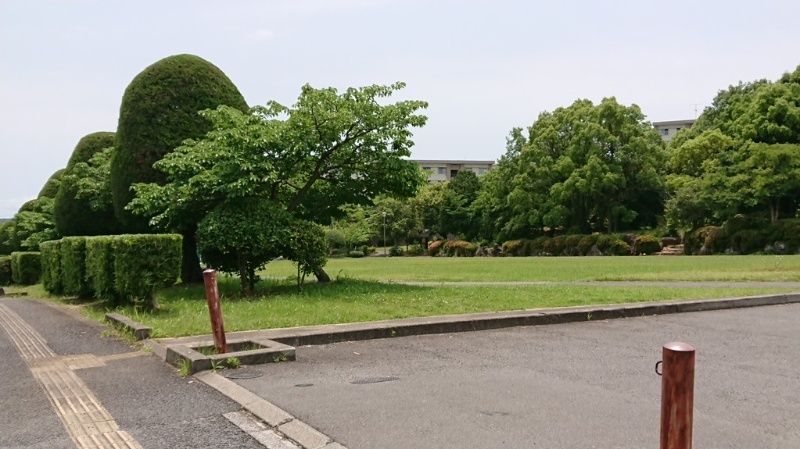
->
(38, 169, 66, 199)
(110, 54, 248, 231)
(54, 132, 119, 237)
(578, 235, 599, 255)
(110, 54, 249, 284)
(428, 240, 444, 256)
(634, 235, 661, 255)
(348, 250, 365, 258)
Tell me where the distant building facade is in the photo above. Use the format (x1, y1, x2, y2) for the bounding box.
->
(652, 119, 696, 143)
(410, 159, 495, 182)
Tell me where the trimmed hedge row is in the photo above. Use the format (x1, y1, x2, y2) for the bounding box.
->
(0, 256, 12, 286)
(11, 252, 41, 285)
(40, 240, 62, 293)
(40, 234, 182, 308)
(684, 218, 800, 255)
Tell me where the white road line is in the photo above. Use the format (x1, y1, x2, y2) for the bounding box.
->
(0, 302, 142, 449)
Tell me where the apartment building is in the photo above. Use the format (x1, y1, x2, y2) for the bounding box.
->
(652, 119, 696, 143)
(410, 159, 495, 182)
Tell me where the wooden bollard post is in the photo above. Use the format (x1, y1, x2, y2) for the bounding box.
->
(657, 342, 695, 449)
(203, 269, 227, 354)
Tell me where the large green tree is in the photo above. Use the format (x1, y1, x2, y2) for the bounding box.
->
(110, 54, 249, 283)
(54, 132, 119, 236)
(129, 82, 427, 289)
(481, 98, 666, 237)
(665, 65, 800, 230)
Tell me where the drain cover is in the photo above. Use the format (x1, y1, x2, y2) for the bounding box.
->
(350, 376, 399, 385)
(294, 383, 314, 387)
(223, 370, 264, 379)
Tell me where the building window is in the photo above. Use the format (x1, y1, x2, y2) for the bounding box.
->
(661, 129, 669, 136)
(422, 166, 432, 171)
(437, 167, 446, 175)
(477, 168, 487, 175)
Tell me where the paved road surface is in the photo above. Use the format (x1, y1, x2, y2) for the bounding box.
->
(0, 298, 264, 449)
(232, 303, 800, 448)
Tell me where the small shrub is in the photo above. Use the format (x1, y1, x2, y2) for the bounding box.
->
(730, 229, 767, 255)
(389, 246, 404, 257)
(564, 235, 582, 252)
(445, 240, 476, 257)
(633, 235, 661, 255)
(86, 236, 117, 302)
(770, 219, 800, 254)
(39, 240, 63, 293)
(685, 226, 727, 255)
(501, 239, 524, 256)
(61, 236, 92, 298)
(0, 256, 11, 286)
(348, 250, 365, 258)
(113, 234, 181, 309)
(608, 240, 632, 256)
(406, 244, 423, 256)
(525, 236, 546, 255)
(595, 235, 617, 252)
(577, 235, 598, 256)
(428, 240, 444, 257)
(10, 251, 41, 285)
(364, 246, 377, 255)
(550, 236, 566, 256)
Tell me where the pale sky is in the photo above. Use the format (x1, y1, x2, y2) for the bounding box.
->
(1, 0, 799, 218)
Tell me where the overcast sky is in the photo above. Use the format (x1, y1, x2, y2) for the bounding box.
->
(1, 0, 798, 218)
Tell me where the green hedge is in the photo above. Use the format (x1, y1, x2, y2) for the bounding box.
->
(39, 240, 63, 293)
(61, 236, 92, 298)
(0, 256, 12, 286)
(86, 236, 116, 301)
(112, 234, 182, 308)
(10, 251, 41, 285)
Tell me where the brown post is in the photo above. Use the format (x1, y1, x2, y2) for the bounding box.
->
(203, 269, 227, 354)
(659, 342, 695, 449)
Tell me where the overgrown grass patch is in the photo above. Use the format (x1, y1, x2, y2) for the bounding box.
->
(260, 255, 800, 282)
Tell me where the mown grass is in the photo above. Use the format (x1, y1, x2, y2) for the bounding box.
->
(261, 255, 800, 282)
(20, 255, 799, 337)
(68, 276, 796, 337)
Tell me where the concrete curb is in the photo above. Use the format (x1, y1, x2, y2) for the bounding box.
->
(196, 371, 344, 449)
(158, 291, 800, 349)
(105, 312, 151, 340)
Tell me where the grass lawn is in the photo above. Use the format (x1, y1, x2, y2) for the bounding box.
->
(17, 254, 798, 337)
(261, 254, 800, 282)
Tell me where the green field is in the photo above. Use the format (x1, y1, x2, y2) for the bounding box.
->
(261, 254, 800, 282)
(38, 254, 794, 337)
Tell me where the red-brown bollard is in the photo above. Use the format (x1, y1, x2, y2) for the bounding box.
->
(203, 269, 227, 354)
(657, 342, 695, 449)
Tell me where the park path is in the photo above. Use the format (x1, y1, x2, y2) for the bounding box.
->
(0, 298, 265, 449)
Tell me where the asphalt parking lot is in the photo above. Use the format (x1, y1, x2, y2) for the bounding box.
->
(231, 303, 800, 449)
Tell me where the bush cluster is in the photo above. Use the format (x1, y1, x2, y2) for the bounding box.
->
(684, 218, 800, 255)
(40, 234, 181, 308)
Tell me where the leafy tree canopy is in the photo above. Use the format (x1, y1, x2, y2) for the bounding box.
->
(130, 82, 427, 290)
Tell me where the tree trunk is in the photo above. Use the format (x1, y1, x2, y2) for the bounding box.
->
(181, 229, 203, 284)
(147, 291, 158, 310)
(238, 253, 249, 294)
(313, 266, 332, 283)
(769, 199, 779, 224)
